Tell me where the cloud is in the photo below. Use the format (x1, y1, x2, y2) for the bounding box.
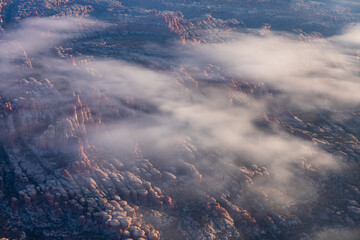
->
(0, 17, 98, 59)
(0, 17, 350, 211)
(185, 27, 360, 110)
(314, 227, 360, 240)
(332, 23, 360, 47)
(67, 58, 342, 207)
(0, 17, 103, 98)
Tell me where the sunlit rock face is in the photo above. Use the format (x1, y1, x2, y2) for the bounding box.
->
(0, 1, 360, 240)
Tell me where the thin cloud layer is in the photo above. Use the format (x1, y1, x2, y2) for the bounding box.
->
(0, 17, 98, 59)
(189, 27, 360, 109)
(0, 17, 351, 210)
(84, 62, 340, 206)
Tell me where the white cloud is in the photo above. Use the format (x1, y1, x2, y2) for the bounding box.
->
(0, 17, 351, 209)
(188, 27, 360, 109)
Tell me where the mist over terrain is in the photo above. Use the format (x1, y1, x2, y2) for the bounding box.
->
(0, 1, 360, 240)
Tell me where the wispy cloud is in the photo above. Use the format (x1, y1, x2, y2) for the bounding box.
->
(186, 27, 360, 110)
(1, 17, 353, 210)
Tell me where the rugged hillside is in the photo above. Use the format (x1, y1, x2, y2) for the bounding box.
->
(0, 1, 360, 240)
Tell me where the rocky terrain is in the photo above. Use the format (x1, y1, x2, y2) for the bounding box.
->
(0, 0, 360, 240)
